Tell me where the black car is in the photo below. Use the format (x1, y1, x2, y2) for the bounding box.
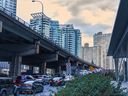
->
(0, 77, 14, 96)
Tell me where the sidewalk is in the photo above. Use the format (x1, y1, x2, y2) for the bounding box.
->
(111, 81, 128, 93)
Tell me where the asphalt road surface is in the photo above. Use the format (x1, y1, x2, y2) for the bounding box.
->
(17, 85, 64, 96)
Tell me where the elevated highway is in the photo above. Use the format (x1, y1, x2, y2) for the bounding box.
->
(0, 6, 98, 76)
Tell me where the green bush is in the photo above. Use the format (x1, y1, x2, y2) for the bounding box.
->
(57, 74, 126, 96)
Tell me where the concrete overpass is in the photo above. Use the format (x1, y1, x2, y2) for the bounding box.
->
(0, 6, 98, 77)
(108, 0, 128, 81)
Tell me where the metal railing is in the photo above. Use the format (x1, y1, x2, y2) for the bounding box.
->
(0, 6, 80, 59)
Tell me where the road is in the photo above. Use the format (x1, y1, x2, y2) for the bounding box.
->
(17, 85, 64, 96)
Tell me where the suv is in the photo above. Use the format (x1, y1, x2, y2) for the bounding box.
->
(0, 77, 14, 96)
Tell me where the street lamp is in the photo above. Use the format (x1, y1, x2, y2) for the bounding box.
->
(32, 0, 44, 35)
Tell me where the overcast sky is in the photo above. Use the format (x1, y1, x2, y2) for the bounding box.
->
(17, 0, 120, 46)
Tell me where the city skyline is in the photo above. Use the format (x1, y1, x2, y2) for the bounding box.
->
(17, 0, 120, 46)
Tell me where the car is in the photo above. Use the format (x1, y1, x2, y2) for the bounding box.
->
(79, 70, 92, 76)
(33, 75, 52, 85)
(64, 75, 74, 82)
(50, 77, 65, 86)
(15, 75, 35, 84)
(15, 80, 44, 95)
(0, 77, 14, 96)
(42, 75, 52, 85)
(14, 75, 36, 96)
(35, 78, 45, 85)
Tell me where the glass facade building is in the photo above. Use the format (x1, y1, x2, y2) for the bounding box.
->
(0, 0, 17, 15)
(50, 20, 63, 46)
(30, 12, 51, 38)
(60, 24, 81, 57)
(30, 13, 81, 57)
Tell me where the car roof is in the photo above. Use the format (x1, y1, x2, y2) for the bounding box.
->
(24, 80, 35, 84)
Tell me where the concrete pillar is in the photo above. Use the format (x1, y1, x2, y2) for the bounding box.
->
(123, 60, 127, 81)
(66, 59, 71, 75)
(71, 65, 76, 75)
(39, 61, 47, 75)
(126, 44, 128, 81)
(55, 66, 59, 74)
(9, 60, 15, 77)
(59, 66, 61, 74)
(10, 56, 22, 77)
(14, 56, 22, 76)
(29, 66, 33, 74)
(39, 63, 43, 74)
(76, 62, 79, 75)
(126, 58, 128, 81)
(114, 58, 119, 81)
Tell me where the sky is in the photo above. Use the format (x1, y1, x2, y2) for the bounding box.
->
(17, 0, 120, 46)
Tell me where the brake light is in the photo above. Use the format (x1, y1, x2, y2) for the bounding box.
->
(15, 83, 21, 86)
(58, 80, 62, 83)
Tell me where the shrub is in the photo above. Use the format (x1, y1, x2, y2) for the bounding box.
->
(57, 74, 126, 96)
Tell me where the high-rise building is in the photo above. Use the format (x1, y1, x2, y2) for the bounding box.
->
(60, 24, 81, 57)
(30, 13, 81, 57)
(50, 20, 62, 46)
(30, 12, 51, 37)
(82, 32, 114, 69)
(0, 0, 17, 15)
(82, 43, 101, 67)
(93, 32, 114, 69)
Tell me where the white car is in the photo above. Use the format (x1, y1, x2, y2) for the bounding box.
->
(64, 75, 74, 82)
(79, 70, 92, 75)
(93, 68, 102, 73)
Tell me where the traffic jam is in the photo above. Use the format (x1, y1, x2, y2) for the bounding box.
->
(0, 68, 103, 96)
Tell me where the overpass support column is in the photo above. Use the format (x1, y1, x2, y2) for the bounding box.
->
(59, 66, 62, 74)
(55, 65, 61, 74)
(14, 55, 22, 76)
(114, 58, 119, 81)
(10, 55, 22, 77)
(75, 62, 79, 75)
(123, 60, 127, 81)
(29, 66, 34, 74)
(126, 44, 128, 81)
(39, 61, 47, 74)
(10, 56, 22, 77)
(9, 61, 15, 77)
(66, 58, 71, 75)
(126, 58, 128, 81)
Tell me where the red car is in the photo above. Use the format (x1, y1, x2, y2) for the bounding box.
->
(50, 77, 65, 86)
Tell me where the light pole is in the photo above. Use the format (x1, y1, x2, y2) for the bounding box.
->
(32, 0, 44, 35)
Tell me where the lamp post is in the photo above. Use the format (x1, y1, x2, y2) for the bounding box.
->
(32, 0, 43, 35)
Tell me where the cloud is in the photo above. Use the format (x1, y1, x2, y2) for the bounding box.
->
(67, 18, 111, 36)
(17, 0, 119, 46)
(81, 32, 93, 46)
(54, 0, 119, 16)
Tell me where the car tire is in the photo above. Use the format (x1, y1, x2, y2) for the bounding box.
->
(41, 86, 44, 92)
(1, 91, 7, 96)
(32, 90, 36, 96)
(14, 90, 20, 96)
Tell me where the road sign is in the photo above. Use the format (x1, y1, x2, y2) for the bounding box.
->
(0, 21, 2, 32)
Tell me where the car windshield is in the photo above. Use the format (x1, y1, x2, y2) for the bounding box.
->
(24, 81, 34, 85)
(53, 77, 62, 81)
(25, 75, 34, 80)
